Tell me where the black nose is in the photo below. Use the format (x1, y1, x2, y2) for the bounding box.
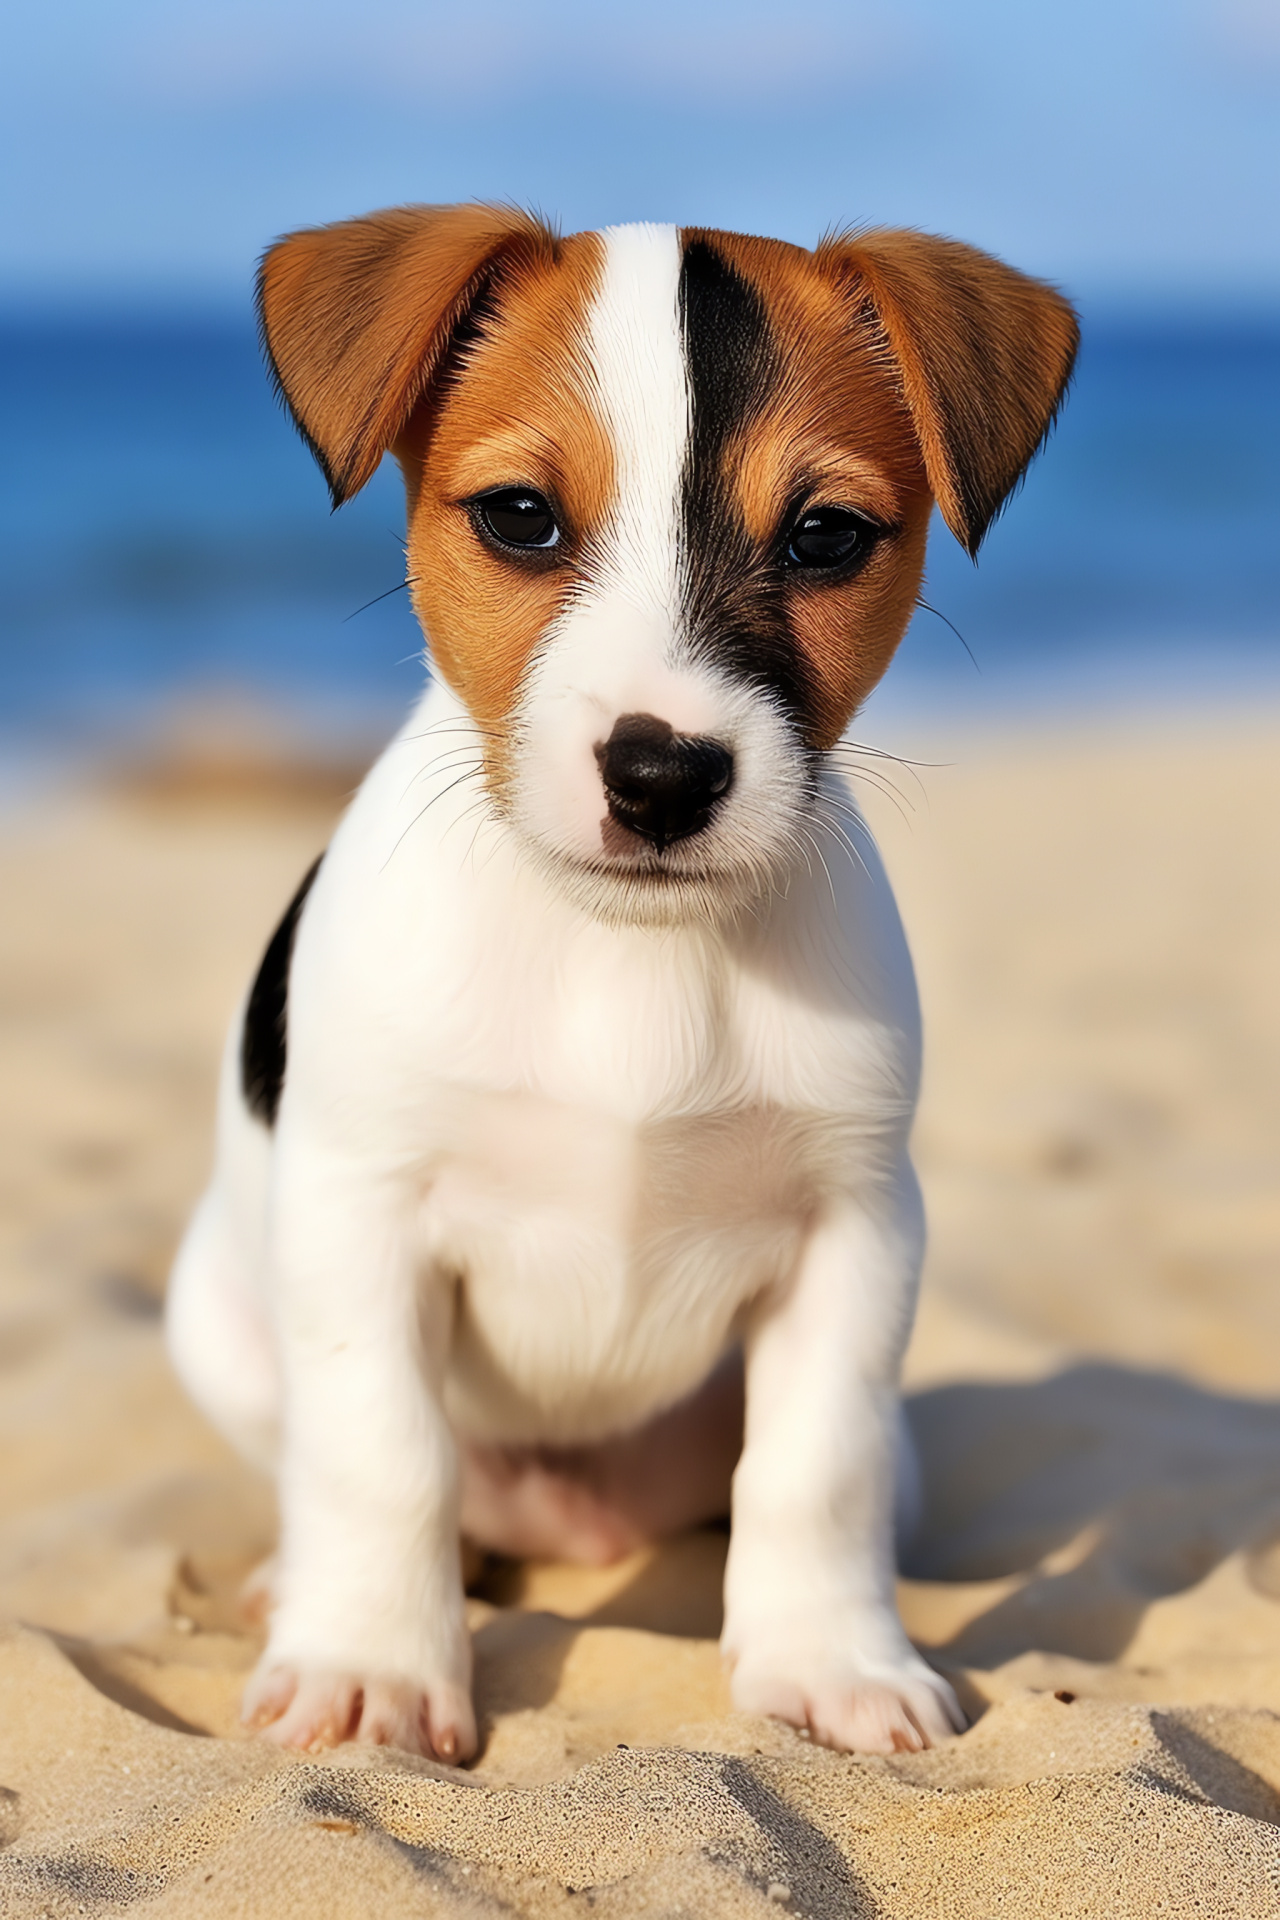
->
(596, 713, 734, 854)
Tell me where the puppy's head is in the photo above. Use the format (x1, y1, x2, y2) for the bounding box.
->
(259, 207, 1077, 923)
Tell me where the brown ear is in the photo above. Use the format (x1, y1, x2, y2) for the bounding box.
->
(256, 202, 554, 507)
(818, 229, 1079, 555)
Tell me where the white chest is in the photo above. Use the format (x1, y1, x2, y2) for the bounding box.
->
(424, 1084, 832, 1443)
(294, 733, 921, 1443)
(411, 942, 906, 1443)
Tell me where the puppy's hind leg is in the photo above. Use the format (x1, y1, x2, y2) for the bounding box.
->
(167, 1185, 279, 1475)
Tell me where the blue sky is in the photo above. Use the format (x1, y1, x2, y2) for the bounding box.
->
(2, 0, 1278, 306)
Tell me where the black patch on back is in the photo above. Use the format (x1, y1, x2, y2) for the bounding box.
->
(240, 855, 322, 1127)
(678, 238, 818, 733)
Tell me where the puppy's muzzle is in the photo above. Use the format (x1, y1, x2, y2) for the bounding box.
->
(596, 713, 734, 855)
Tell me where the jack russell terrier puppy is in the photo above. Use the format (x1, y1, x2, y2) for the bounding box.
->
(167, 205, 1077, 1762)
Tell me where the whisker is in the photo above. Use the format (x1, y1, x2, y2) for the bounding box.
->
(449, 794, 501, 870)
(789, 825, 816, 883)
(824, 753, 921, 823)
(915, 596, 980, 672)
(829, 759, 916, 811)
(397, 738, 489, 776)
(817, 779, 906, 849)
(442, 794, 492, 845)
(841, 780, 913, 831)
(809, 803, 872, 882)
(814, 785, 876, 836)
(400, 747, 488, 799)
(827, 742, 934, 808)
(830, 735, 947, 802)
(795, 823, 840, 911)
(833, 738, 938, 766)
(381, 765, 486, 871)
(396, 720, 505, 745)
(345, 575, 417, 622)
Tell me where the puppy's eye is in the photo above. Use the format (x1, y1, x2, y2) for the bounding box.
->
(475, 488, 561, 551)
(785, 506, 878, 571)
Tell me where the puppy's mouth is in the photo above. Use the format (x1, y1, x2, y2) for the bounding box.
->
(591, 827, 723, 885)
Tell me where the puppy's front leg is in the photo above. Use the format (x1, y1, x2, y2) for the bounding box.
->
(723, 1163, 963, 1755)
(243, 1133, 474, 1761)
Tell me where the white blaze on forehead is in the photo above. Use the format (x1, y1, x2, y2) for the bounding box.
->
(586, 224, 689, 625)
(511, 220, 807, 902)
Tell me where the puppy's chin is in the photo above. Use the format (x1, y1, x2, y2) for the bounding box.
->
(516, 828, 795, 931)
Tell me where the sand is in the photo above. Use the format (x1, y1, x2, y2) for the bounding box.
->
(2, 708, 1279, 1915)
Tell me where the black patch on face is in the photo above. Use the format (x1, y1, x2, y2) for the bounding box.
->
(677, 238, 817, 734)
(240, 855, 322, 1127)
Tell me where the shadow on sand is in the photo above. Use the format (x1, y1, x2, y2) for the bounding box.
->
(473, 1362, 1280, 1722)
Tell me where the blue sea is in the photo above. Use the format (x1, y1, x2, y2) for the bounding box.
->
(2, 308, 1277, 761)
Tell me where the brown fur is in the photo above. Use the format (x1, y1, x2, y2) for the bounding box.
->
(258, 205, 1076, 770)
(258, 208, 609, 787)
(256, 203, 557, 506)
(683, 229, 936, 746)
(396, 231, 608, 759)
(816, 228, 1079, 556)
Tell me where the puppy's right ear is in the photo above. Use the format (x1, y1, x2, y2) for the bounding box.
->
(257, 203, 552, 507)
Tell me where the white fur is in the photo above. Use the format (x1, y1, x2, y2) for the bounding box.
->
(511, 225, 809, 924)
(167, 225, 961, 1757)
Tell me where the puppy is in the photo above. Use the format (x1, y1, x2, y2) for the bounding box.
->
(167, 206, 1076, 1761)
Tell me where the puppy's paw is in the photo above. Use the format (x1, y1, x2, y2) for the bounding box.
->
(242, 1660, 477, 1763)
(731, 1653, 963, 1756)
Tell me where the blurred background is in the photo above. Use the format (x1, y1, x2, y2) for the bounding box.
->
(1, 0, 1277, 774)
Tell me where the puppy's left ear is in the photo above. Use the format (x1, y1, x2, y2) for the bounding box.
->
(257, 202, 553, 507)
(818, 230, 1079, 555)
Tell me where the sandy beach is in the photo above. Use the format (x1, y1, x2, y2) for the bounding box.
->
(2, 706, 1279, 1916)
